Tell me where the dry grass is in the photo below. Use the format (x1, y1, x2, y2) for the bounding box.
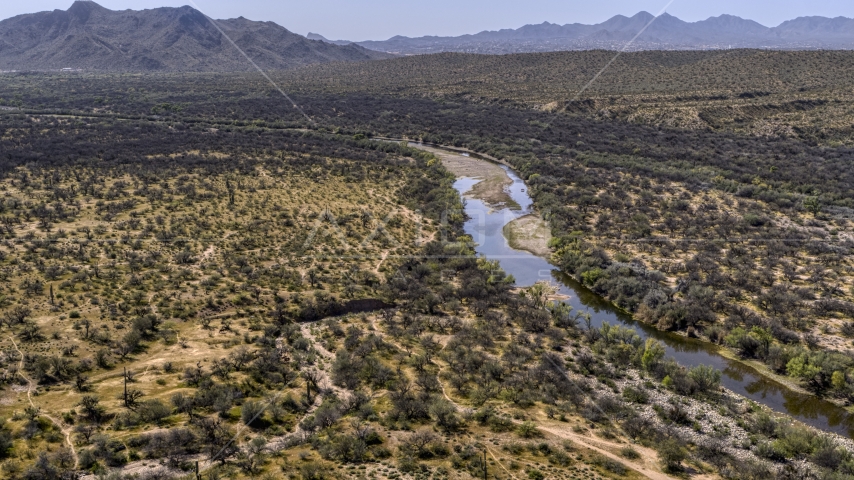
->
(0, 150, 432, 473)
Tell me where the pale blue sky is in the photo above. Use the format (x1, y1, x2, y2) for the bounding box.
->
(2, 0, 852, 41)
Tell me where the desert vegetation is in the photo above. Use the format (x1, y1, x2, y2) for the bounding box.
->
(2, 49, 854, 478)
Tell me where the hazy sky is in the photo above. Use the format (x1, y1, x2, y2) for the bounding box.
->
(2, 0, 852, 40)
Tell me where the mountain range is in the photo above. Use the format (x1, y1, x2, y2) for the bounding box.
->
(0, 1, 391, 72)
(1, 3, 852, 72)
(310, 12, 854, 55)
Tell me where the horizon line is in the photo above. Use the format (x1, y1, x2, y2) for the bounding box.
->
(4, 1, 853, 44)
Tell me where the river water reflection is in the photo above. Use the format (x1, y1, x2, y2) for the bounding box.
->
(449, 154, 854, 438)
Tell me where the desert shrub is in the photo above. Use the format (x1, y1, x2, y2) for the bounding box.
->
(241, 400, 267, 427)
(503, 442, 525, 455)
(137, 399, 171, 425)
(78, 448, 98, 470)
(399, 430, 441, 459)
(317, 434, 367, 463)
(621, 386, 649, 404)
(91, 435, 128, 467)
(429, 399, 461, 432)
(688, 365, 722, 394)
(516, 421, 540, 438)
(619, 446, 640, 459)
(526, 469, 545, 480)
(489, 415, 514, 432)
(592, 454, 627, 475)
(0, 421, 12, 459)
(548, 450, 572, 466)
(656, 438, 686, 472)
(300, 462, 326, 480)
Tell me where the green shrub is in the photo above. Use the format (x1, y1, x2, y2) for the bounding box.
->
(516, 421, 540, 438)
(526, 469, 545, 480)
(621, 386, 649, 404)
(503, 442, 525, 455)
(489, 415, 514, 432)
(688, 365, 722, 394)
(619, 446, 640, 459)
(78, 448, 98, 470)
(138, 399, 171, 424)
(300, 462, 325, 480)
(656, 439, 686, 472)
(549, 450, 572, 466)
(397, 454, 421, 473)
(241, 400, 267, 427)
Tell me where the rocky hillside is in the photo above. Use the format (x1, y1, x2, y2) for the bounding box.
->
(319, 12, 854, 54)
(0, 1, 391, 72)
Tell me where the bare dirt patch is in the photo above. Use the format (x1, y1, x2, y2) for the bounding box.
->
(415, 145, 519, 209)
(503, 213, 551, 257)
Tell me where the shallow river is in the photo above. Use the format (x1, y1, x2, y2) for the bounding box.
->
(436, 146, 854, 438)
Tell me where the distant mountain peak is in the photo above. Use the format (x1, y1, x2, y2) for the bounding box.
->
(69, 0, 103, 8)
(67, 0, 107, 20)
(0, 2, 392, 71)
(351, 10, 854, 55)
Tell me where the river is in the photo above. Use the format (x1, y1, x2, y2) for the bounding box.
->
(419, 143, 854, 439)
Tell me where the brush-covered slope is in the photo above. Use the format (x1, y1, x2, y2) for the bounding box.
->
(0, 1, 392, 72)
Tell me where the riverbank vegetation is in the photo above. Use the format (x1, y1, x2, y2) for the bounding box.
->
(3, 50, 854, 477)
(249, 50, 854, 405)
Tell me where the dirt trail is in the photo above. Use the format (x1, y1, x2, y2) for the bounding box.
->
(487, 444, 518, 479)
(200, 243, 216, 261)
(537, 424, 674, 480)
(257, 325, 348, 459)
(383, 309, 668, 479)
(114, 323, 348, 478)
(298, 323, 348, 397)
(373, 251, 388, 274)
(439, 384, 518, 479)
(439, 379, 673, 480)
(362, 321, 516, 480)
(9, 336, 79, 470)
(87, 322, 344, 479)
(148, 292, 158, 315)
